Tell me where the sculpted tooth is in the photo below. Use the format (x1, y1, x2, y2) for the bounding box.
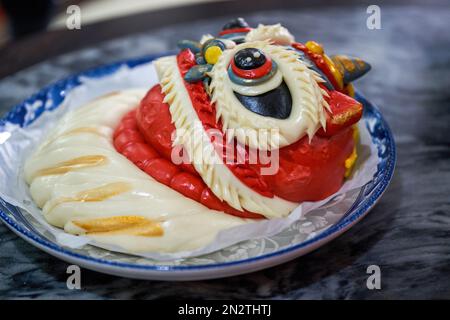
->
(320, 88, 330, 98)
(306, 107, 319, 121)
(163, 92, 176, 104)
(235, 130, 247, 147)
(240, 196, 262, 214)
(221, 116, 229, 131)
(204, 165, 214, 184)
(302, 95, 317, 107)
(215, 110, 222, 123)
(320, 113, 327, 129)
(229, 188, 240, 209)
(171, 103, 183, 119)
(306, 128, 315, 142)
(223, 185, 243, 211)
(303, 87, 316, 98)
(172, 134, 182, 146)
(322, 99, 331, 112)
(192, 138, 202, 155)
(225, 131, 234, 144)
(298, 77, 311, 85)
(310, 69, 321, 77)
(211, 181, 224, 202)
(294, 65, 307, 71)
(175, 116, 187, 129)
(167, 82, 176, 91)
(314, 75, 326, 83)
(299, 82, 311, 91)
(247, 129, 258, 147)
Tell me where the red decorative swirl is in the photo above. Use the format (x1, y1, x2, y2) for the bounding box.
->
(218, 27, 252, 36)
(230, 55, 273, 79)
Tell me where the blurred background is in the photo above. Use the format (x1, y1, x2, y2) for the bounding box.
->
(0, 0, 217, 44)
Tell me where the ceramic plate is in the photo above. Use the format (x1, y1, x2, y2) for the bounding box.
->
(0, 54, 395, 281)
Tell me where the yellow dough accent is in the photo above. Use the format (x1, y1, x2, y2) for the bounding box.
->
(323, 54, 344, 90)
(205, 45, 222, 64)
(345, 83, 355, 97)
(305, 41, 324, 55)
(34, 155, 107, 179)
(306, 41, 344, 90)
(47, 182, 132, 213)
(345, 126, 359, 178)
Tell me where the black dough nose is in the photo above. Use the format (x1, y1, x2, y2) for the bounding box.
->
(234, 82, 292, 119)
(234, 48, 266, 70)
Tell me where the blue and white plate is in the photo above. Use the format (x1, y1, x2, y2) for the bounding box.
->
(0, 54, 395, 281)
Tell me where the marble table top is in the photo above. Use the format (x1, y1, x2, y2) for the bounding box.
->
(0, 3, 449, 299)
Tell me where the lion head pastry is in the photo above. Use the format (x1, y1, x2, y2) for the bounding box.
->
(133, 18, 370, 218)
(24, 18, 371, 253)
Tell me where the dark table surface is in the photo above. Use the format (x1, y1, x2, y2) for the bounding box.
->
(0, 0, 449, 299)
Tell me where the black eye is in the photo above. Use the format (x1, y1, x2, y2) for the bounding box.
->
(234, 48, 266, 70)
(229, 48, 291, 119)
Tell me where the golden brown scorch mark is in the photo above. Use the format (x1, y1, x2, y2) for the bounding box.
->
(34, 155, 107, 178)
(330, 104, 362, 125)
(334, 55, 356, 72)
(63, 127, 106, 137)
(48, 182, 132, 212)
(72, 215, 164, 237)
(94, 91, 120, 101)
(39, 127, 108, 150)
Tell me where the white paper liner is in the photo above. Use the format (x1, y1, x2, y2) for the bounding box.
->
(0, 62, 379, 260)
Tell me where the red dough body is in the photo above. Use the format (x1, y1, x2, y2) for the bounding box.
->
(262, 128, 354, 202)
(114, 85, 355, 210)
(114, 96, 264, 219)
